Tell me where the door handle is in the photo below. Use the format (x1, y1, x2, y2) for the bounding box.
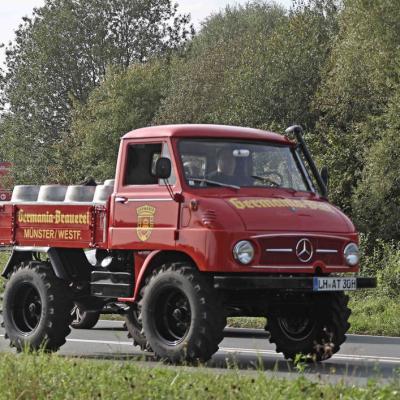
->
(115, 196, 128, 204)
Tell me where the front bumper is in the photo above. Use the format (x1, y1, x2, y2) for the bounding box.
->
(213, 275, 376, 291)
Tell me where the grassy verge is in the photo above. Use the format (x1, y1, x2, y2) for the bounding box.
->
(348, 292, 400, 336)
(0, 352, 398, 399)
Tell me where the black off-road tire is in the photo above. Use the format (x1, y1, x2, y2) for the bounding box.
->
(125, 302, 149, 350)
(141, 263, 226, 364)
(2, 262, 73, 352)
(266, 292, 350, 362)
(70, 305, 100, 329)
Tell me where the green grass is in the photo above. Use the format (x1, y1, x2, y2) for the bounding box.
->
(227, 317, 266, 330)
(349, 292, 400, 336)
(0, 352, 398, 399)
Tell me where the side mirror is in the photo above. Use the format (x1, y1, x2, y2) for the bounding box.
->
(155, 157, 172, 180)
(320, 166, 329, 192)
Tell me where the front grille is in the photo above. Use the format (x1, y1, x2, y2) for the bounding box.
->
(258, 236, 344, 266)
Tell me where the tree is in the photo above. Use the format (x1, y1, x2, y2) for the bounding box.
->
(154, 2, 288, 126)
(352, 88, 400, 241)
(311, 0, 400, 213)
(0, 0, 192, 184)
(54, 60, 169, 183)
(155, 0, 338, 133)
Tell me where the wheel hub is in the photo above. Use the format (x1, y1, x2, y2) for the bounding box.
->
(28, 303, 37, 314)
(12, 283, 42, 333)
(278, 315, 316, 342)
(172, 308, 183, 321)
(154, 287, 192, 345)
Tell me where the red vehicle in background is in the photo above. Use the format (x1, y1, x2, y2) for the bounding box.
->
(0, 162, 13, 201)
(0, 124, 375, 363)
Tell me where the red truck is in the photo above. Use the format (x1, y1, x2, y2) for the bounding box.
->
(0, 124, 375, 363)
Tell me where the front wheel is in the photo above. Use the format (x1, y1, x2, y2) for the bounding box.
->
(266, 292, 350, 361)
(125, 303, 149, 350)
(141, 263, 226, 363)
(2, 262, 73, 352)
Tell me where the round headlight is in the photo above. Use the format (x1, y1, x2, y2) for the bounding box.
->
(233, 240, 255, 265)
(344, 243, 359, 266)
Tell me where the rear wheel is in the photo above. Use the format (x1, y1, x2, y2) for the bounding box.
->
(2, 262, 73, 352)
(141, 263, 226, 363)
(70, 305, 100, 329)
(266, 292, 350, 361)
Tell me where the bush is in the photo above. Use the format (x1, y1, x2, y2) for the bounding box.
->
(358, 237, 400, 297)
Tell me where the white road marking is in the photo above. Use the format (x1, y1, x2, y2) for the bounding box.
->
(1, 333, 400, 364)
(219, 347, 400, 364)
(97, 321, 400, 342)
(66, 337, 133, 346)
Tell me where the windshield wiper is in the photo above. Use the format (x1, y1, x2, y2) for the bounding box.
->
(188, 178, 240, 190)
(251, 175, 280, 187)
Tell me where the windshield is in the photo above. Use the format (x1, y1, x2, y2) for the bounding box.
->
(178, 139, 311, 191)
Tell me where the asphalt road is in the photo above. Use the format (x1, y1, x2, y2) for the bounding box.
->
(1, 320, 400, 386)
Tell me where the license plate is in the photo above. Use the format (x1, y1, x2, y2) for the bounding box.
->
(313, 277, 357, 291)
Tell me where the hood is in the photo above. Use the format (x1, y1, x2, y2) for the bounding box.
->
(226, 196, 354, 233)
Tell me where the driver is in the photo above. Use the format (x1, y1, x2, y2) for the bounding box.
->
(212, 148, 239, 185)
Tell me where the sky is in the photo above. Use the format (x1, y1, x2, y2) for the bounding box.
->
(0, 0, 292, 67)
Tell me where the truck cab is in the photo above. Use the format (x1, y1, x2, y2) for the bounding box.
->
(111, 125, 359, 276)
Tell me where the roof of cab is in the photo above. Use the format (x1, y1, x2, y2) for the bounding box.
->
(122, 124, 293, 145)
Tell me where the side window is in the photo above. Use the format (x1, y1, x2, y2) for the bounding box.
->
(123, 142, 176, 186)
(124, 143, 162, 185)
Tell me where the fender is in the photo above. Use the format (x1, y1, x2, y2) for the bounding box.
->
(118, 250, 194, 303)
(2, 247, 91, 282)
(118, 250, 161, 302)
(1, 249, 33, 278)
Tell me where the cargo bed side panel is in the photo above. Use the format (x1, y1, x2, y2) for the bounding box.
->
(9, 204, 107, 248)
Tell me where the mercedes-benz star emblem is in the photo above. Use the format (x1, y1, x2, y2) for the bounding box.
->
(296, 238, 313, 263)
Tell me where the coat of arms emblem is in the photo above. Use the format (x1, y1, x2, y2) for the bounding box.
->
(136, 205, 156, 241)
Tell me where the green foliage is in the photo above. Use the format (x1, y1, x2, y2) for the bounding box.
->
(155, 2, 287, 126)
(0, 352, 399, 398)
(311, 0, 400, 212)
(55, 60, 170, 182)
(0, 0, 192, 184)
(349, 292, 400, 336)
(353, 88, 400, 240)
(359, 237, 400, 297)
(156, 0, 337, 131)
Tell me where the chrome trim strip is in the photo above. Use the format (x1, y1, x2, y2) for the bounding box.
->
(14, 246, 50, 252)
(248, 265, 347, 270)
(316, 249, 338, 254)
(251, 233, 348, 241)
(103, 214, 107, 243)
(265, 248, 293, 253)
(7, 201, 96, 206)
(248, 265, 314, 269)
(126, 198, 173, 203)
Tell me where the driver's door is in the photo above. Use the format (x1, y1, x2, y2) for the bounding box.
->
(110, 139, 179, 250)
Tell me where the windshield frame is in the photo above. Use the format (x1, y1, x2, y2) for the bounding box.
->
(176, 138, 316, 194)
